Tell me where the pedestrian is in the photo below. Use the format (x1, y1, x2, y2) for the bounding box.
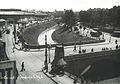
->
(106, 47, 109, 51)
(79, 50, 81, 53)
(82, 49, 84, 53)
(84, 49, 86, 53)
(102, 34, 104, 39)
(91, 48, 94, 52)
(20, 62, 25, 72)
(79, 44, 81, 54)
(116, 45, 118, 49)
(115, 40, 118, 44)
(102, 48, 103, 51)
(73, 43, 77, 51)
(103, 47, 105, 51)
(110, 48, 112, 50)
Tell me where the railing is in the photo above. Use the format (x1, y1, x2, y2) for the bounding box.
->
(23, 39, 105, 51)
(64, 49, 120, 62)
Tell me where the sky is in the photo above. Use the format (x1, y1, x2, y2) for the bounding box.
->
(0, 0, 120, 11)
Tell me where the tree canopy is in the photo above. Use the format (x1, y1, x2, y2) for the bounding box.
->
(78, 6, 120, 30)
(61, 9, 77, 32)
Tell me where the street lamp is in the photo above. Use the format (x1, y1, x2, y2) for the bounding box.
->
(44, 35, 48, 72)
(79, 41, 81, 53)
(48, 44, 51, 63)
(109, 35, 111, 43)
(13, 22, 17, 44)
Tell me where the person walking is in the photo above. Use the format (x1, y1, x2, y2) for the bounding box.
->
(91, 48, 94, 52)
(20, 62, 25, 72)
(73, 43, 77, 51)
(116, 45, 119, 49)
(79, 44, 81, 54)
(115, 40, 118, 44)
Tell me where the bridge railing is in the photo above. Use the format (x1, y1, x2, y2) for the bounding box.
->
(23, 39, 105, 51)
(64, 49, 120, 62)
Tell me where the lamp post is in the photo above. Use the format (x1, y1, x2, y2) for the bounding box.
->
(48, 44, 51, 63)
(109, 35, 111, 43)
(79, 41, 81, 53)
(13, 22, 17, 44)
(44, 35, 48, 72)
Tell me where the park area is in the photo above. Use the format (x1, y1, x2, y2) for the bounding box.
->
(23, 20, 56, 44)
(52, 26, 97, 44)
(23, 21, 104, 46)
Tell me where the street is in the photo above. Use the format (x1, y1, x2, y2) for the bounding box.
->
(2, 24, 120, 84)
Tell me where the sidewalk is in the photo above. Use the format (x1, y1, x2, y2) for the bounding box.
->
(3, 25, 78, 84)
(3, 26, 57, 84)
(3, 24, 120, 84)
(42, 64, 80, 84)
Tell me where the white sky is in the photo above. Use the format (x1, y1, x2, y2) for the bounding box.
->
(0, 0, 120, 11)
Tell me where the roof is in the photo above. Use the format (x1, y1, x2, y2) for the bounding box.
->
(0, 11, 48, 16)
(0, 11, 34, 15)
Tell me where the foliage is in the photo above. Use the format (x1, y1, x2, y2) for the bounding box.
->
(61, 9, 77, 32)
(78, 6, 120, 30)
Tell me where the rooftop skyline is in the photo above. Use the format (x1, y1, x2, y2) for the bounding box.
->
(0, 0, 120, 11)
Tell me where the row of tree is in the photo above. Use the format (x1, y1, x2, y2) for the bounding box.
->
(58, 5, 120, 32)
(78, 6, 120, 29)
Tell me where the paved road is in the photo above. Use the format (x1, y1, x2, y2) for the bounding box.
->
(37, 25, 120, 56)
(2, 24, 120, 84)
(37, 26, 120, 84)
(38, 25, 58, 45)
(2, 26, 56, 84)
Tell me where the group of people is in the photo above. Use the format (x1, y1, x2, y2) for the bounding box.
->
(102, 47, 111, 51)
(73, 39, 120, 55)
(73, 44, 95, 54)
(73, 45, 87, 53)
(12, 28, 27, 52)
(116, 44, 120, 49)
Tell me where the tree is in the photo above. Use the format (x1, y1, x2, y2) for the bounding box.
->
(61, 9, 77, 32)
(109, 6, 120, 29)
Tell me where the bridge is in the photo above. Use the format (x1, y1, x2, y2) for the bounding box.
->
(64, 49, 120, 82)
(0, 10, 48, 20)
(0, 9, 49, 26)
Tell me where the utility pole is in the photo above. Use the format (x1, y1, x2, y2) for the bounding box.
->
(79, 41, 81, 53)
(109, 35, 111, 43)
(44, 35, 48, 72)
(13, 21, 16, 44)
(48, 44, 51, 63)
